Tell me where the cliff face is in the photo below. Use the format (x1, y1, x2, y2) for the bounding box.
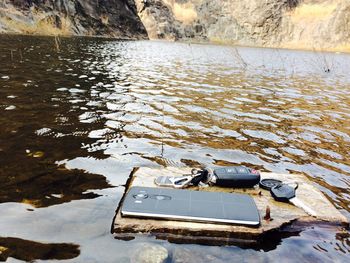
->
(0, 0, 349, 51)
(0, 0, 148, 39)
(135, 0, 350, 51)
(134, 0, 205, 40)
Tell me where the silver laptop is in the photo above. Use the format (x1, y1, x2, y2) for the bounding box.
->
(121, 186, 260, 227)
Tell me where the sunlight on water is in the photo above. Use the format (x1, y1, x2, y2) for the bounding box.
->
(0, 35, 349, 262)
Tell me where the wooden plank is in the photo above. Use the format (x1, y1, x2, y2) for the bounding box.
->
(112, 167, 348, 244)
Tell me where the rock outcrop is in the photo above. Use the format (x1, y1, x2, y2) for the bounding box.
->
(0, 0, 349, 51)
(134, 0, 205, 40)
(0, 0, 148, 39)
(135, 0, 350, 51)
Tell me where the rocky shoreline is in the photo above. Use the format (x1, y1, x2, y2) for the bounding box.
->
(135, 0, 350, 52)
(0, 0, 148, 39)
(1, 0, 349, 51)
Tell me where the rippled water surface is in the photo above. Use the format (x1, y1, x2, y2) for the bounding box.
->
(0, 35, 350, 262)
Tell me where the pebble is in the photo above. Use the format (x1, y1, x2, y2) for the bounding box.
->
(131, 243, 168, 263)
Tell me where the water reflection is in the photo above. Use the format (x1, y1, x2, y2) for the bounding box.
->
(0, 160, 112, 207)
(0, 237, 80, 261)
(0, 35, 349, 261)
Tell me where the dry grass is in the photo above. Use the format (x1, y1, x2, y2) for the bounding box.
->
(332, 44, 350, 53)
(163, 0, 198, 24)
(290, 2, 337, 21)
(0, 9, 72, 36)
(21, 198, 41, 207)
(281, 42, 350, 53)
(101, 15, 109, 25)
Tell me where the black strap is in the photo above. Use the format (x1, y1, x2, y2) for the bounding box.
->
(189, 169, 210, 186)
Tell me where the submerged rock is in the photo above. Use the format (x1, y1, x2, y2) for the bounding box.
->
(172, 247, 244, 263)
(131, 243, 168, 263)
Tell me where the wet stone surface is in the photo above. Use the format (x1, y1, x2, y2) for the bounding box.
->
(131, 243, 169, 263)
(113, 167, 348, 245)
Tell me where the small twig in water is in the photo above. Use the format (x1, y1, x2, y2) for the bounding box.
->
(19, 49, 23, 62)
(54, 35, 61, 52)
(312, 47, 333, 73)
(231, 47, 248, 70)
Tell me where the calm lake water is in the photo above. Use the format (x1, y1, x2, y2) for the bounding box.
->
(0, 35, 349, 262)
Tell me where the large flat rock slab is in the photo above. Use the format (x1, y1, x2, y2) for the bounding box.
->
(113, 167, 348, 245)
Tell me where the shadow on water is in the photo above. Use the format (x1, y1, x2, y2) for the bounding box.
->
(0, 35, 114, 208)
(0, 34, 350, 262)
(0, 237, 80, 262)
(0, 160, 112, 207)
